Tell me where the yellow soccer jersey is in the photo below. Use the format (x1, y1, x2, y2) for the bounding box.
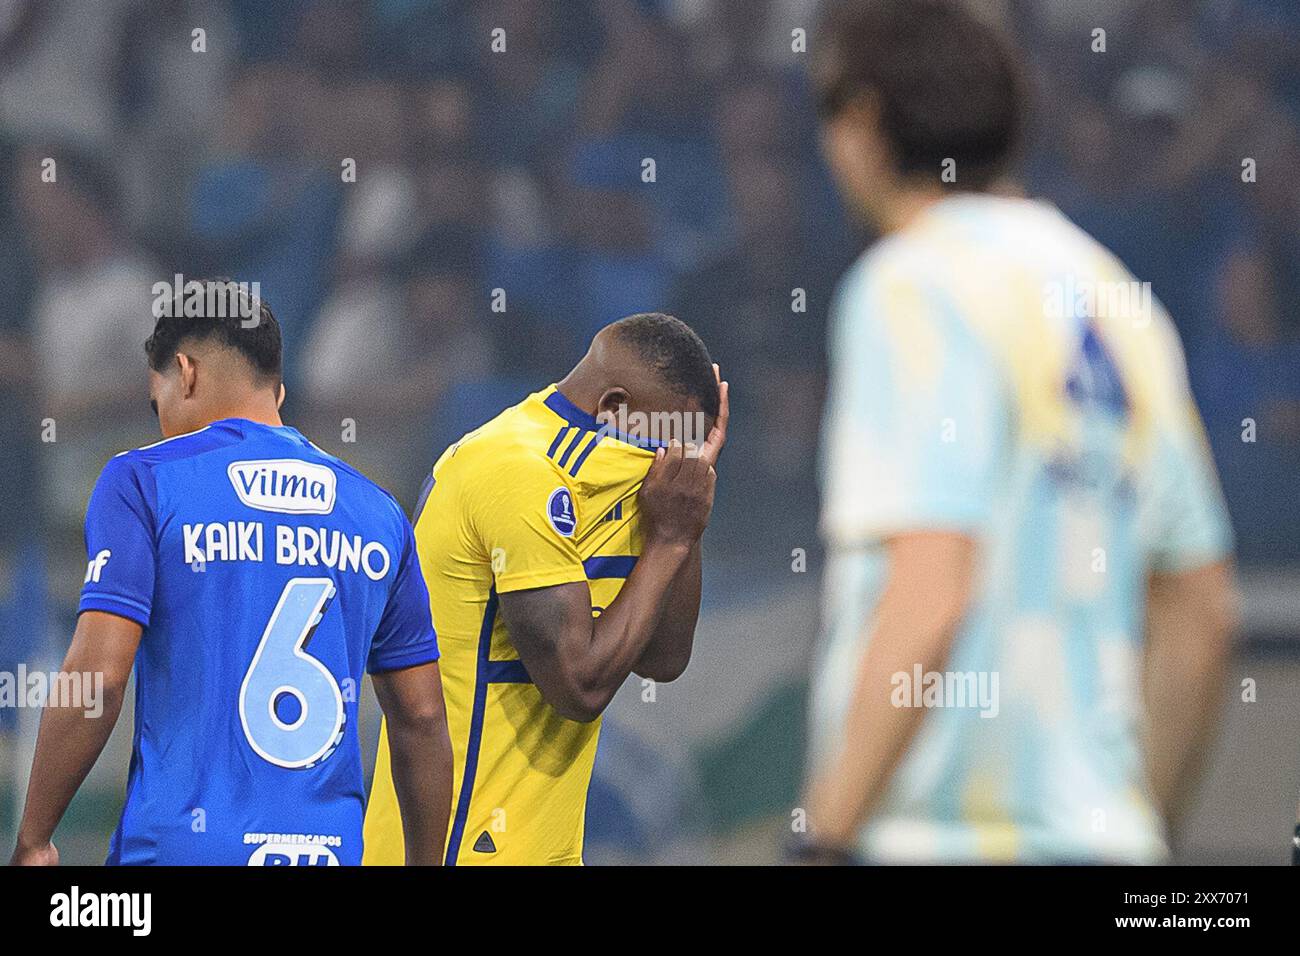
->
(364, 385, 655, 865)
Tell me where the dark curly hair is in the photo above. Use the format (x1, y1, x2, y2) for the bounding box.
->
(144, 278, 281, 385)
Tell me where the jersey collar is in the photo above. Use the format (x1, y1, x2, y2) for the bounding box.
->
(542, 387, 664, 450)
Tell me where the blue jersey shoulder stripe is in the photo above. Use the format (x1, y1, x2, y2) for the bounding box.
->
(412, 474, 436, 524)
(583, 555, 637, 579)
(556, 429, 587, 469)
(568, 432, 603, 476)
(545, 426, 568, 459)
(443, 588, 534, 864)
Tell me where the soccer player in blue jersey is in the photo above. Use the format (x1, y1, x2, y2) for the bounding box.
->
(10, 283, 452, 866)
(800, 0, 1237, 863)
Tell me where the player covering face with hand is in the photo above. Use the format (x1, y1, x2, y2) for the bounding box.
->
(365, 311, 727, 865)
(11, 283, 453, 866)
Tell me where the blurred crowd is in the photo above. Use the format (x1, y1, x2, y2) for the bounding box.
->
(0, 0, 1297, 650)
(1020, 0, 1300, 564)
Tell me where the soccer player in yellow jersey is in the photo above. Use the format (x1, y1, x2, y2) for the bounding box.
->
(365, 312, 728, 865)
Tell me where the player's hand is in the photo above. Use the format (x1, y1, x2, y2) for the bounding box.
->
(639, 438, 716, 548)
(10, 840, 59, 866)
(697, 364, 729, 469)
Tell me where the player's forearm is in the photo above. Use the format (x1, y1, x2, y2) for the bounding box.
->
(1143, 562, 1237, 835)
(572, 538, 694, 717)
(386, 717, 453, 865)
(373, 663, 454, 865)
(809, 544, 971, 847)
(14, 681, 126, 854)
(633, 541, 701, 682)
(809, 612, 959, 845)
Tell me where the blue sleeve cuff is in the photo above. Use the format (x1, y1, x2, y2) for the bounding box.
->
(79, 593, 151, 628)
(367, 635, 440, 675)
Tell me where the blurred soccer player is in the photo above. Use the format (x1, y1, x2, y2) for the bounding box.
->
(801, 0, 1237, 863)
(364, 313, 726, 865)
(10, 283, 452, 866)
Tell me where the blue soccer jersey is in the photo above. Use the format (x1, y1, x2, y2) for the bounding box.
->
(78, 418, 438, 866)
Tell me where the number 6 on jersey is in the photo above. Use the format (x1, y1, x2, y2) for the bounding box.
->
(239, 577, 345, 769)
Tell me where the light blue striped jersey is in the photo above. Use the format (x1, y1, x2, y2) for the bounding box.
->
(813, 194, 1232, 863)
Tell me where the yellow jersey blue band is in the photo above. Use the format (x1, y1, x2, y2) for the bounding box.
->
(364, 386, 654, 865)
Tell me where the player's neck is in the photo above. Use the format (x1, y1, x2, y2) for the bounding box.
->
(553, 371, 600, 418)
(877, 186, 946, 235)
(230, 410, 284, 428)
(202, 397, 284, 430)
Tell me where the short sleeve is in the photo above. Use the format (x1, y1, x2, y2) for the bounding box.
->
(819, 262, 1009, 548)
(78, 456, 158, 627)
(468, 451, 587, 594)
(1138, 352, 1234, 572)
(367, 520, 440, 674)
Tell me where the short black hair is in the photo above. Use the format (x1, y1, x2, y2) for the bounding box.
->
(144, 279, 282, 385)
(607, 312, 719, 419)
(816, 0, 1026, 190)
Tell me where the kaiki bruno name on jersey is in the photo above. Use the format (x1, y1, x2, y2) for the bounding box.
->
(181, 458, 392, 580)
(182, 521, 392, 581)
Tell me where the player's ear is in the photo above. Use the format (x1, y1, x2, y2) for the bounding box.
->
(596, 387, 630, 423)
(176, 352, 198, 400)
(276, 382, 286, 409)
